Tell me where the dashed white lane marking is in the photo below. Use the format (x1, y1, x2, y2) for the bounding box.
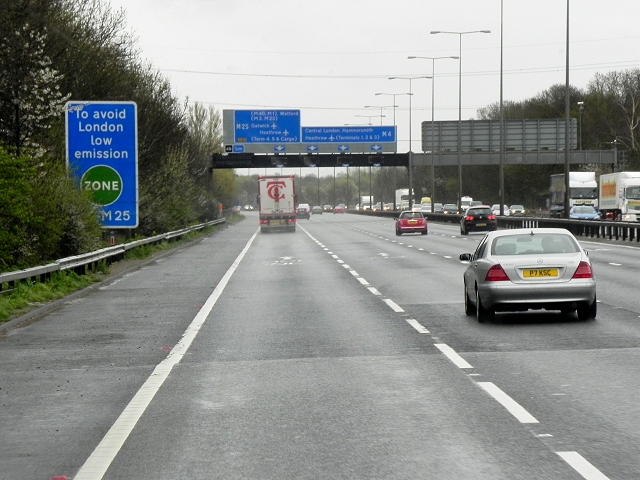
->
(434, 344, 474, 369)
(406, 319, 429, 333)
(478, 382, 539, 424)
(608, 263, 622, 266)
(556, 452, 610, 480)
(306, 223, 612, 480)
(74, 229, 259, 480)
(383, 298, 405, 313)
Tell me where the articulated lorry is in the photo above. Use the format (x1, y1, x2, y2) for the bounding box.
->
(549, 172, 598, 217)
(598, 171, 640, 221)
(257, 175, 297, 233)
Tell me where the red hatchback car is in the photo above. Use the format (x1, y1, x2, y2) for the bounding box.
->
(395, 211, 428, 236)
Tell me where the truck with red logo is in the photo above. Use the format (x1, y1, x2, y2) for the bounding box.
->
(258, 175, 297, 233)
(598, 171, 640, 221)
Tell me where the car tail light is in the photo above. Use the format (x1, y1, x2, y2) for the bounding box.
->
(572, 261, 593, 279)
(488, 215, 496, 220)
(485, 264, 509, 281)
(464, 215, 473, 221)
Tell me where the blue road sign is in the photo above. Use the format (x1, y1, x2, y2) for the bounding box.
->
(234, 110, 301, 143)
(302, 126, 396, 143)
(66, 101, 138, 228)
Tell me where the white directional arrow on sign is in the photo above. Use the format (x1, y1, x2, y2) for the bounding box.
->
(338, 145, 349, 151)
(274, 145, 285, 152)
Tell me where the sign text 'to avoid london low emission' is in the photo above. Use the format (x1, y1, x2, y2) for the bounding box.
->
(66, 101, 138, 228)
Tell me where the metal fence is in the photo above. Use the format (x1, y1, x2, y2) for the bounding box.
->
(0, 218, 226, 292)
(349, 210, 640, 244)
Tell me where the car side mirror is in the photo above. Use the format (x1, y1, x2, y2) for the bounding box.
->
(459, 253, 472, 261)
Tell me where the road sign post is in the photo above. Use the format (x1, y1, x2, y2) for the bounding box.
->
(66, 101, 138, 228)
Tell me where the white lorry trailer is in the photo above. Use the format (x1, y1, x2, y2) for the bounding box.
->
(598, 171, 640, 221)
(258, 175, 297, 233)
(549, 172, 598, 217)
(395, 189, 413, 210)
(358, 195, 373, 210)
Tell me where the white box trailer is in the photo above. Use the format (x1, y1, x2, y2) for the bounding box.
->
(549, 172, 598, 217)
(258, 175, 297, 233)
(599, 171, 640, 221)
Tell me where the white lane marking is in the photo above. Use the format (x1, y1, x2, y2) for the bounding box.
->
(444, 255, 452, 259)
(434, 344, 474, 369)
(357, 277, 370, 285)
(349, 270, 359, 276)
(74, 229, 258, 480)
(556, 452, 610, 480)
(383, 298, 405, 312)
(368, 287, 381, 295)
(406, 319, 429, 333)
(478, 382, 539, 424)
(608, 263, 622, 266)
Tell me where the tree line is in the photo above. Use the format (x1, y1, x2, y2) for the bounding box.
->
(0, 0, 232, 270)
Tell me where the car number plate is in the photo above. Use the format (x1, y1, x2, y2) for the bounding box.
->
(476, 223, 486, 227)
(271, 219, 286, 225)
(408, 220, 417, 224)
(523, 268, 559, 278)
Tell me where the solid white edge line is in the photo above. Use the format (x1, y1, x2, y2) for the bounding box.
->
(434, 343, 474, 369)
(406, 319, 429, 333)
(74, 229, 259, 480)
(556, 452, 610, 480)
(478, 382, 539, 424)
(383, 298, 405, 313)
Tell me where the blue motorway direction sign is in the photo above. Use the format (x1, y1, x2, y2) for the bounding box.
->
(66, 101, 138, 228)
(234, 110, 301, 143)
(302, 126, 396, 143)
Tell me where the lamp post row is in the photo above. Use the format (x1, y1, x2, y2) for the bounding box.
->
(363, 31, 490, 213)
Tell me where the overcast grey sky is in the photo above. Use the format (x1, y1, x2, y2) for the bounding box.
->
(109, 0, 639, 167)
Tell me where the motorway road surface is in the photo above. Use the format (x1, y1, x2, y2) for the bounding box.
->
(1, 212, 639, 479)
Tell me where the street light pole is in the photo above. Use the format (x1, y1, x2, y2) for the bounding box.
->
(388, 77, 431, 209)
(431, 29, 491, 213)
(376, 92, 412, 210)
(408, 56, 458, 212)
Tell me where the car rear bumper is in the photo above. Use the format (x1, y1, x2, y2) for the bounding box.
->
(399, 226, 427, 233)
(478, 280, 596, 311)
(462, 223, 497, 232)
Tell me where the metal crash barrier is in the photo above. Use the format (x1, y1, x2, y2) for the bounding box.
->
(0, 218, 226, 293)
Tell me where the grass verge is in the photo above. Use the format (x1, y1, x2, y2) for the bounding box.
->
(0, 215, 243, 325)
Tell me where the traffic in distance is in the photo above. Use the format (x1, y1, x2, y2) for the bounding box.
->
(246, 170, 640, 223)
